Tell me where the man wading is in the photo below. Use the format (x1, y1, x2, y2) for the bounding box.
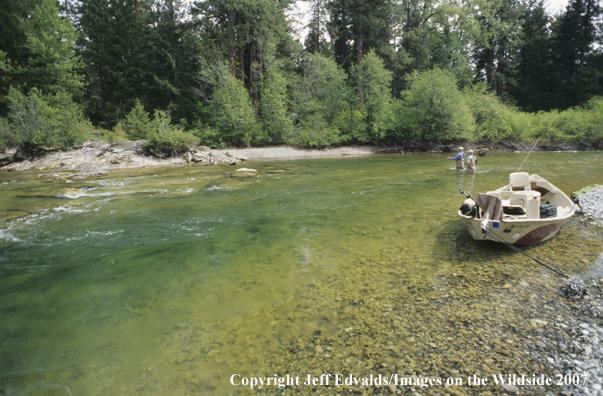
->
(447, 147, 465, 171)
(465, 149, 476, 173)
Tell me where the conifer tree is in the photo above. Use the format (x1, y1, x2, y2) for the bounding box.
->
(327, 0, 394, 70)
(471, 0, 524, 98)
(0, 0, 83, 114)
(513, 0, 554, 111)
(550, 0, 602, 108)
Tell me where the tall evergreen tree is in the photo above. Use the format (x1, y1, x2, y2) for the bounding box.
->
(194, 0, 295, 105)
(305, 0, 331, 56)
(147, 0, 202, 124)
(471, 0, 524, 98)
(550, 0, 602, 108)
(327, 0, 394, 70)
(0, 0, 83, 114)
(77, 0, 155, 126)
(77, 0, 201, 127)
(513, 0, 554, 111)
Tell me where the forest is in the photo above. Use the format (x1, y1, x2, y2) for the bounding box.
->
(0, 0, 602, 151)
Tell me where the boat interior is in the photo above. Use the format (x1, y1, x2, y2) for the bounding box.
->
(481, 172, 574, 221)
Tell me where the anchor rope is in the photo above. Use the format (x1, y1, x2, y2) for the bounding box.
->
(482, 229, 569, 279)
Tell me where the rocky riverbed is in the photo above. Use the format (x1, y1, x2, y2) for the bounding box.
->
(579, 186, 603, 226)
(162, 187, 603, 396)
(0, 141, 249, 180)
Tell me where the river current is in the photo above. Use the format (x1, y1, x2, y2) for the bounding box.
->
(0, 152, 602, 395)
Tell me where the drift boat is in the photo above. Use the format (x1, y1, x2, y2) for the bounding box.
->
(458, 172, 579, 245)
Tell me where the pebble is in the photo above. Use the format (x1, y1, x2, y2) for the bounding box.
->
(151, 185, 603, 396)
(502, 383, 519, 393)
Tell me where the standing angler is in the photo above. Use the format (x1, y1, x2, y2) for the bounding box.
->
(465, 149, 477, 173)
(447, 147, 465, 171)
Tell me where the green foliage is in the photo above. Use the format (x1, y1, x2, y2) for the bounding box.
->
(0, 0, 83, 115)
(471, 0, 523, 98)
(192, 124, 224, 149)
(513, 0, 554, 112)
(463, 83, 516, 141)
(5, 87, 90, 149)
(210, 69, 258, 147)
(257, 65, 292, 145)
(106, 123, 128, 143)
(549, 0, 602, 109)
(284, 114, 347, 148)
(331, 107, 367, 142)
(123, 100, 151, 141)
(21, 0, 84, 96)
(1, 0, 602, 151)
(356, 51, 393, 142)
(396, 68, 474, 141)
(327, 0, 394, 70)
(77, 0, 202, 127)
(526, 97, 603, 141)
(145, 109, 199, 150)
(0, 116, 11, 149)
(293, 54, 349, 125)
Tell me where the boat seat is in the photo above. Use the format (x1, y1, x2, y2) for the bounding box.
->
(499, 190, 541, 218)
(502, 204, 526, 215)
(509, 172, 531, 191)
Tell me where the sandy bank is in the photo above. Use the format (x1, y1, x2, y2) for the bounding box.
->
(212, 145, 394, 160)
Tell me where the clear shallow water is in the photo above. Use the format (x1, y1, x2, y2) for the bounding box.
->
(0, 152, 602, 395)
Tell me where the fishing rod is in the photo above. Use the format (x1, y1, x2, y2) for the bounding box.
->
(517, 138, 540, 172)
(458, 189, 589, 299)
(481, 228, 589, 299)
(482, 228, 568, 278)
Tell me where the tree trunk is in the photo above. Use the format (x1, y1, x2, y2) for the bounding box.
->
(357, 12, 363, 103)
(228, 10, 236, 77)
(249, 37, 258, 104)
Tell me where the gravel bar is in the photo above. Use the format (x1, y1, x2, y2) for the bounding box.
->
(538, 185, 603, 396)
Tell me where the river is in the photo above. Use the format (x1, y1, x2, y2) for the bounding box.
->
(0, 151, 602, 395)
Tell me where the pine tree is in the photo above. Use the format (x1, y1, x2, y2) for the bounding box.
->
(194, 0, 295, 104)
(305, 0, 330, 56)
(77, 0, 152, 126)
(0, 0, 83, 114)
(147, 0, 202, 124)
(550, 0, 602, 108)
(471, 0, 524, 98)
(513, 0, 554, 111)
(327, 0, 394, 70)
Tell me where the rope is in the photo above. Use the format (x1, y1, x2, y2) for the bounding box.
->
(482, 229, 569, 279)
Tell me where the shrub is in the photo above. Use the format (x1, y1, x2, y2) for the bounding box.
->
(211, 71, 258, 147)
(145, 109, 199, 151)
(123, 99, 151, 140)
(284, 114, 348, 148)
(6, 87, 90, 149)
(397, 68, 474, 141)
(464, 93, 507, 141)
(107, 122, 128, 143)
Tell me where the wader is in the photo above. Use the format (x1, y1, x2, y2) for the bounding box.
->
(455, 159, 465, 171)
(466, 156, 476, 173)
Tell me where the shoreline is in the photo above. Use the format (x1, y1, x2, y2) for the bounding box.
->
(1, 140, 601, 178)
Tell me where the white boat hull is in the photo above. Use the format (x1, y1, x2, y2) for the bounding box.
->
(457, 173, 577, 245)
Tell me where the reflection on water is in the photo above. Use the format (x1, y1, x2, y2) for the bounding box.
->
(0, 152, 602, 395)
